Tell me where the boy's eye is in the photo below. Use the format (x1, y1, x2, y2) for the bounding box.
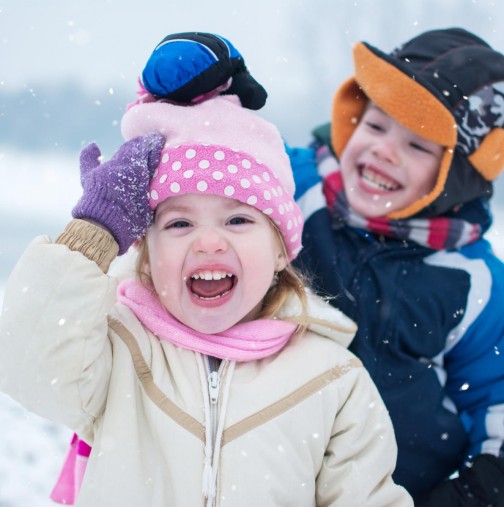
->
(410, 142, 432, 154)
(365, 121, 385, 132)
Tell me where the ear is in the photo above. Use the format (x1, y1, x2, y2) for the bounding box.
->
(275, 251, 288, 273)
(143, 258, 151, 276)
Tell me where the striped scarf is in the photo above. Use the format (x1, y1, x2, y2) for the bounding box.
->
(318, 146, 482, 250)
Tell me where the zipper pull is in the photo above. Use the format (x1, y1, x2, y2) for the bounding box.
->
(208, 371, 220, 405)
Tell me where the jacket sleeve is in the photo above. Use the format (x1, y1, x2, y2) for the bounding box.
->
(434, 242, 504, 505)
(0, 219, 119, 441)
(316, 366, 413, 507)
(443, 243, 504, 453)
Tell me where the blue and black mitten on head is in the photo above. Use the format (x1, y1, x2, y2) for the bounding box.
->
(142, 32, 267, 110)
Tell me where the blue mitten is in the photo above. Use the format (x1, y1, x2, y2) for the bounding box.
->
(141, 32, 267, 110)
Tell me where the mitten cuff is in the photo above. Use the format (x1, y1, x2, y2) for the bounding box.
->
(56, 219, 119, 272)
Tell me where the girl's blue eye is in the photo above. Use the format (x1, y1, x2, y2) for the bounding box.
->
(167, 220, 191, 228)
(228, 216, 252, 225)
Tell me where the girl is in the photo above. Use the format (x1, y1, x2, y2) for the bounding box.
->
(0, 74, 411, 507)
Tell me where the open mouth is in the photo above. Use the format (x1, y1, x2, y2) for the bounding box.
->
(188, 271, 236, 300)
(360, 165, 401, 191)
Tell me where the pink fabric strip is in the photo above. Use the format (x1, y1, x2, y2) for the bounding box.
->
(50, 434, 91, 504)
(116, 279, 296, 362)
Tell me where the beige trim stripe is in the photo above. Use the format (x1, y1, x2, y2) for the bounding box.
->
(221, 357, 361, 446)
(108, 317, 206, 442)
(109, 317, 361, 449)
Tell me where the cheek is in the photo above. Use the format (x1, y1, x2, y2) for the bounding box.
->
(339, 144, 352, 169)
(262, 243, 285, 278)
(339, 139, 360, 178)
(146, 238, 182, 285)
(416, 160, 441, 194)
(150, 254, 179, 281)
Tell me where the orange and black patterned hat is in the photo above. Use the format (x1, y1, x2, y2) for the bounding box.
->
(332, 27, 504, 218)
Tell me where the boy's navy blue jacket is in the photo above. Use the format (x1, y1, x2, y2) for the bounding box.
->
(289, 143, 504, 501)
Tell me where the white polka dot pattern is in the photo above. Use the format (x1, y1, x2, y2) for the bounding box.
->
(149, 144, 303, 259)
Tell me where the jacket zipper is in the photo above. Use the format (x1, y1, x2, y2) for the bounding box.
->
(208, 357, 221, 404)
(207, 356, 222, 448)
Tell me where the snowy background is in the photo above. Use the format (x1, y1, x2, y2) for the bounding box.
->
(1, 0, 504, 505)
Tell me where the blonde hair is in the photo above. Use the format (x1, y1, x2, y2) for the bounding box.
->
(135, 222, 345, 335)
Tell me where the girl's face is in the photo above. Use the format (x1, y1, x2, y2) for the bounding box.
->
(146, 193, 287, 334)
(340, 104, 444, 218)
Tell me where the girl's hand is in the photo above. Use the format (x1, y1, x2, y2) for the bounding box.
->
(72, 133, 165, 254)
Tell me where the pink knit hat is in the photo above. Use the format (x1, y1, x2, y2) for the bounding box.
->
(121, 95, 303, 259)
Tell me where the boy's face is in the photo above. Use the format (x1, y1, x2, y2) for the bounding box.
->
(145, 193, 287, 334)
(339, 104, 444, 218)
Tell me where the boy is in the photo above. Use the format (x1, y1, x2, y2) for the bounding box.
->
(289, 27, 504, 506)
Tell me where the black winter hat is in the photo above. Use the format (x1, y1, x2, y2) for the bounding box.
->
(332, 27, 504, 218)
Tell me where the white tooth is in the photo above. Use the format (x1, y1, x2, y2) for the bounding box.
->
(363, 168, 399, 191)
(191, 271, 233, 280)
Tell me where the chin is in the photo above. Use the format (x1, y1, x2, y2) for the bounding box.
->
(190, 318, 238, 335)
(348, 198, 396, 218)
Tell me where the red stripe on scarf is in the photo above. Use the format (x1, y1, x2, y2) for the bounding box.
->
(323, 171, 344, 210)
(367, 217, 393, 236)
(428, 217, 450, 249)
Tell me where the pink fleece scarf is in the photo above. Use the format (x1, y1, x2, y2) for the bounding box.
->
(116, 278, 297, 362)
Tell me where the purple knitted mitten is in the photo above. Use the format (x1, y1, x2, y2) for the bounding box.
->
(72, 133, 165, 254)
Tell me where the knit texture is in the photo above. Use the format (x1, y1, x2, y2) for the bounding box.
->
(117, 279, 297, 362)
(122, 95, 304, 259)
(72, 133, 165, 255)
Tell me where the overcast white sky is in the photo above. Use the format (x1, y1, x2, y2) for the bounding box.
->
(2, 0, 504, 129)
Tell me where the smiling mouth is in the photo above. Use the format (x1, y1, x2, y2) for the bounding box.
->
(189, 271, 236, 300)
(360, 165, 401, 191)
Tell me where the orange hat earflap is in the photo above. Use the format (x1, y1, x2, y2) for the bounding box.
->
(330, 77, 367, 160)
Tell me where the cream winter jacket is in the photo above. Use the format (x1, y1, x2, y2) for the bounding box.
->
(0, 220, 412, 507)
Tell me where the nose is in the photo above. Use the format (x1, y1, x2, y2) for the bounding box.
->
(192, 227, 228, 255)
(371, 133, 400, 165)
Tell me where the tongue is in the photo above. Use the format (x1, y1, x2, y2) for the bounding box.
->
(190, 277, 234, 298)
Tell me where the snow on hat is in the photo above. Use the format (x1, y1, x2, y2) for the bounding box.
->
(332, 27, 504, 219)
(121, 95, 303, 259)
